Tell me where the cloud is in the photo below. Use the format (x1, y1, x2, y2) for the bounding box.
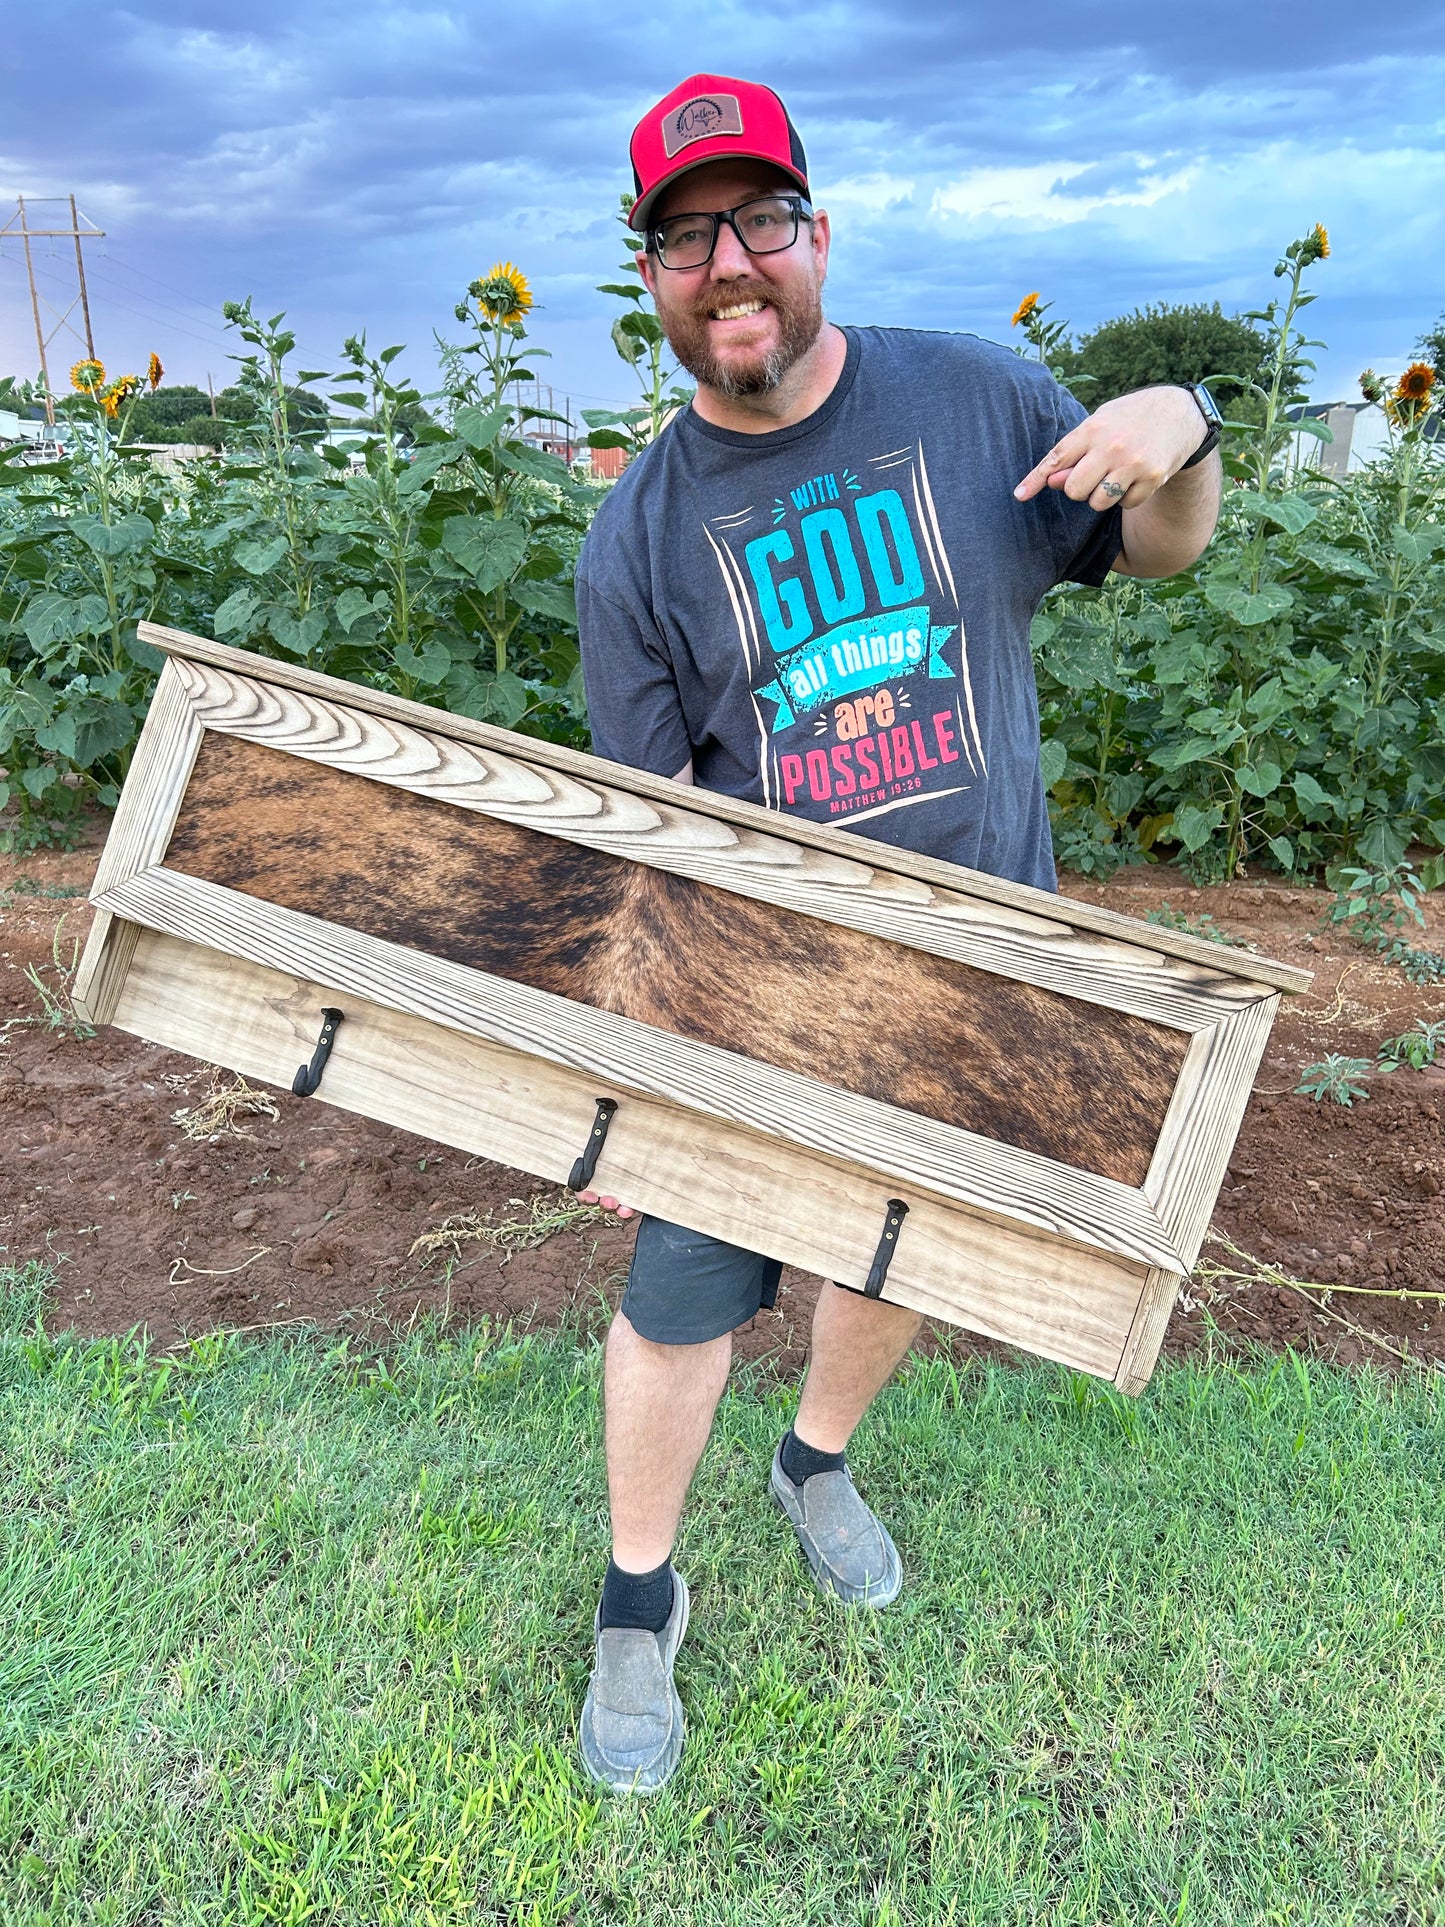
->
(0, 4, 1440, 411)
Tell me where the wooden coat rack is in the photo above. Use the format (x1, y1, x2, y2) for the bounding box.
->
(75, 624, 1310, 1392)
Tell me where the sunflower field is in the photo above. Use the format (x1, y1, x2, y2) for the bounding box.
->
(0, 264, 594, 850)
(1, 231, 1442, 888)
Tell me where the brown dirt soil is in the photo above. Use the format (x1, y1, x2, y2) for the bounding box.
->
(3, 817, 1442, 1379)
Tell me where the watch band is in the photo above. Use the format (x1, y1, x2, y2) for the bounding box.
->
(1179, 383, 1223, 470)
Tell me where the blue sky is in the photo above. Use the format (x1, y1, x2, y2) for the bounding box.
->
(2, 2, 1441, 422)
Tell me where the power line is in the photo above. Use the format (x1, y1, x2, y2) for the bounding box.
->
(8, 252, 231, 356)
(0, 195, 103, 423)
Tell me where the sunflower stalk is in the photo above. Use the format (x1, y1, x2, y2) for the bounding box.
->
(584, 194, 695, 460)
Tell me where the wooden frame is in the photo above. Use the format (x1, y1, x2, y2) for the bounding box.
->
(77, 625, 1310, 1392)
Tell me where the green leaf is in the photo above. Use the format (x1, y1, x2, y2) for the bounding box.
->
(34, 712, 77, 760)
(213, 588, 260, 637)
(21, 763, 55, 800)
(233, 535, 289, 576)
(1235, 759, 1281, 797)
(1038, 738, 1068, 788)
(1172, 802, 1225, 853)
(451, 405, 510, 452)
(395, 638, 452, 686)
(441, 515, 528, 592)
(1291, 771, 1335, 814)
(1266, 835, 1295, 871)
(586, 429, 635, 451)
(333, 586, 379, 633)
(1295, 539, 1375, 581)
(1395, 526, 1445, 566)
(125, 629, 165, 670)
(270, 608, 328, 657)
(1204, 579, 1293, 626)
(1150, 736, 1221, 772)
(21, 591, 78, 651)
(1356, 818, 1409, 871)
(510, 578, 577, 625)
(496, 441, 569, 483)
(1233, 490, 1317, 533)
(70, 512, 155, 556)
(72, 697, 140, 767)
(396, 441, 463, 495)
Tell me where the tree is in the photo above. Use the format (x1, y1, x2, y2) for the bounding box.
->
(123, 384, 213, 442)
(216, 381, 329, 438)
(1075, 302, 1272, 410)
(1415, 313, 1445, 382)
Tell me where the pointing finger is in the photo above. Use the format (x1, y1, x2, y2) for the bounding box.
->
(1014, 425, 1088, 501)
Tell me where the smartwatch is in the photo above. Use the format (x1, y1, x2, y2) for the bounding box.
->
(1179, 383, 1224, 469)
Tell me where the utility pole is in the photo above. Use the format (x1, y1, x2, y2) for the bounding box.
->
(1, 196, 106, 426)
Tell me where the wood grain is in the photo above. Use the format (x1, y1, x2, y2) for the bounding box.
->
(1143, 994, 1280, 1270)
(112, 927, 1151, 1380)
(88, 658, 203, 905)
(72, 909, 141, 1029)
(165, 729, 1186, 1186)
(95, 864, 1188, 1273)
(141, 625, 1313, 997)
(1114, 1265, 1183, 1395)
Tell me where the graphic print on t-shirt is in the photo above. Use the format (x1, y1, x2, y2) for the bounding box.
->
(700, 439, 985, 823)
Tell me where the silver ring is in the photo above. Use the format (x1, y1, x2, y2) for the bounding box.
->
(1097, 478, 1126, 500)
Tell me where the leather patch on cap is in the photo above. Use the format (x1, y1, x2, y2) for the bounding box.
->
(662, 94, 743, 158)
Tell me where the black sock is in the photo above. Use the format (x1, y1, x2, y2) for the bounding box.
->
(599, 1557, 674, 1632)
(780, 1426, 846, 1486)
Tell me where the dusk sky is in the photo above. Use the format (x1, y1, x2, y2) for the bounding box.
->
(3, 3, 1441, 425)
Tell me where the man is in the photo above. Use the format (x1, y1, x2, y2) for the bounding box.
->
(573, 73, 1222, 1794)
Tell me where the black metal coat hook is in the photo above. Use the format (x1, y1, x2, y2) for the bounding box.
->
(293, 1007, 345, 1097)
(568, 1098, 618, 1193)
(863, 1198, 909, 1298)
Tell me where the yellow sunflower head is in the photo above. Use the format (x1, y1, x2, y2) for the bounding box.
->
(70, 357, 107, 396)
(102, 388, 121, 419)
(1310, 222, 1329, 260)
(1011, 291, 1041, 329)
(1397, 361, 1436, 403)
(148, 351, 164, 391)
(469, 261, 533, 325)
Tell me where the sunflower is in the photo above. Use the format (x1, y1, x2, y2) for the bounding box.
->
(1311, 223, 1329, 260)
(1359, 368, 1385, 405)
(1397, 362, 1436, 403)
(101, 374, 141, 420)
(148, 351, 164, 391)
(1011, 291, 1041, 328)
(469, 262, 532, 324)
(70, 357, 107, 396)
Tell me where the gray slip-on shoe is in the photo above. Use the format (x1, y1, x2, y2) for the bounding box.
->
(770, 1443, 903, 1608)
(578, 1570, 689, 1794)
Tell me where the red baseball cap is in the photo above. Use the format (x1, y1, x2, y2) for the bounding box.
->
(628, 74, 809, 233)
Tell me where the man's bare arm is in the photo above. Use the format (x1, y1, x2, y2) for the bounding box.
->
(1014, 385, 1222, 580)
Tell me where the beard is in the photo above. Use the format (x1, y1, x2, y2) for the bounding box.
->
(658, 273, 825, 398)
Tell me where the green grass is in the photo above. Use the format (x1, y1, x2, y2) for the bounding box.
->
(2, 1262, 1444, 1926)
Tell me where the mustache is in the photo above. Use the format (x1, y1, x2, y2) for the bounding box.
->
(695, 282, 775, 319)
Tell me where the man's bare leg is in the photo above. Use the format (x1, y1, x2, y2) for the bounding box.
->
(793, 1285, 923, 1453)
(604, 1308, 732, 1570)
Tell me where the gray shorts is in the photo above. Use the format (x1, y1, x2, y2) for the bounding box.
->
(621, 1216, 783, 1344)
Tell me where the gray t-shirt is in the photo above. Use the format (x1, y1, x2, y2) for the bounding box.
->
(576, 326, 1121, 892)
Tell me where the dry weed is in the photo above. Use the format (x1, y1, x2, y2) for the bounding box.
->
(408, 1191, 602, 1268)
(172, 1069, 281, 1140)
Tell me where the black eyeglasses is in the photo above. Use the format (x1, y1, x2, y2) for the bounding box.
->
(649, 193, 814, 271)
